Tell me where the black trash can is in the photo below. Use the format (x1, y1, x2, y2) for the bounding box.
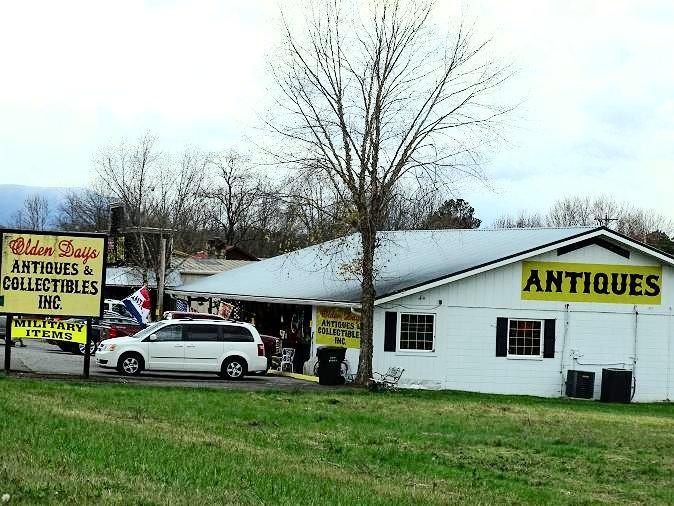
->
(600, 368, 633, 403)
(316, 347, 346, 385)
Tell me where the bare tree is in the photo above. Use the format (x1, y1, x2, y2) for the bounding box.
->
(56, 188, 110, 232)
(204, 150, 267, 246)
(12, 194, 51, 230)
(492, 210, 544, 229)
(94, 132, 209, 283)
(268, 0, 514, 382)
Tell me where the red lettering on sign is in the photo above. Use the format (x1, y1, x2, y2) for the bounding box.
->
(8, 237, 55, 257)
(57, 240, 100, 265)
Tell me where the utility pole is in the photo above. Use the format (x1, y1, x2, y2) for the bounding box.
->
(157, 236, 167, 319)
(596, 214, 619, 228)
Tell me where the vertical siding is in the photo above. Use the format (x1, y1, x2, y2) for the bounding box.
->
(372, 243, 674, 401)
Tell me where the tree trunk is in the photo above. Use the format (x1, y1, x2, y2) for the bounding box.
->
(355, 227, 376, 384)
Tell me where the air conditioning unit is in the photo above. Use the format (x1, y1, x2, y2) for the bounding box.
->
(600, 368, 633, 403)
(565, 370, 595, 399)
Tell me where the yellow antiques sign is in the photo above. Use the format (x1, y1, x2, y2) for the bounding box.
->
(11, 318, 87, 344)
(0, 231, 106, 317)
(521, 261, 662, 305)
(315, 306, 361, 348)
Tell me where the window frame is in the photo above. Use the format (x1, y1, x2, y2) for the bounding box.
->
(506, 318, 545, 360)
(149, 324, 185, 343)
(183, 324, 222, 342)
(397, 312, 436, 353)
(220, 325, 255, 342)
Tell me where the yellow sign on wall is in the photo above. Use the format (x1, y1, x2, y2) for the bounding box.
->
(521, 261, 662, 305)
(0, 232, 106, 317)
(11, 318, 87, 344)
(315, 306, 361, 348)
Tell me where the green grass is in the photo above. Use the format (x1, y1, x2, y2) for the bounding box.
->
(0, 377, 673, 505)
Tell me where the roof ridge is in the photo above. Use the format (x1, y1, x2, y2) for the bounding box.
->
(380, 226, 597, 233)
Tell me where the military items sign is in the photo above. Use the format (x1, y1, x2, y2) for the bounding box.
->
(315, 306, 361, 348)
(11, 318, 87, 344)
(0, 231, 106, 317)
(521, 261, 662, 304)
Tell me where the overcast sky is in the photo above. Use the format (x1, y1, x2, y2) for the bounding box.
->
(1, 0, 673, 225)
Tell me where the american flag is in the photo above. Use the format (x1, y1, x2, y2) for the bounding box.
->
(175, 298, 189, 312)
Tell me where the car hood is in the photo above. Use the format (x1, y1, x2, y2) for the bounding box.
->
(101, 335, 141, 346)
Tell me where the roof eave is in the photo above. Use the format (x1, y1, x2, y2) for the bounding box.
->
(167, 288, 359, 308)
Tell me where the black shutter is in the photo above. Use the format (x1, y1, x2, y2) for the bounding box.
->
(496, 317, 508, 357)
(384, 312, 397, 352)
(543, 319, 556, 358)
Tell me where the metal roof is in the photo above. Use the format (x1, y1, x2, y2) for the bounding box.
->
(173, 258, 254, 275)
(170, 227, 605, 306)
(106, 267, 182, 288)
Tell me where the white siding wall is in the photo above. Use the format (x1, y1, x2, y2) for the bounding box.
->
(368, 243, 674, 402)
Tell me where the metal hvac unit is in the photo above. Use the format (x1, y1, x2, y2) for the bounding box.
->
(600, 368, 633, 403)
(565, 370, 595, 399)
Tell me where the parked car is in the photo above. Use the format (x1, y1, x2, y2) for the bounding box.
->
(259, 334, 281, 371)
(51, 315, 144, 355)
(95, 319, 267, 379)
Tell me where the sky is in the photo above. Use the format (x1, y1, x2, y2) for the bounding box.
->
(1, 0, 673, 226)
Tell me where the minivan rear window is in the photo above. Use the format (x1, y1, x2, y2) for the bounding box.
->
(184, 325, 221, 342)
(221, 326, 254, 342)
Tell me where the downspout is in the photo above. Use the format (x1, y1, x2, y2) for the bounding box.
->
(559, 303, 570, 396)
(632, 305, 639, 400)
(667, 306, 672, 401)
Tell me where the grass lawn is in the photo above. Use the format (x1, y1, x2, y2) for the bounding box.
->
(0, 377, 673, 505)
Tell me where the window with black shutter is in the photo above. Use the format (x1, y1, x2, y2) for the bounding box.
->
(496, 318, 555, 358)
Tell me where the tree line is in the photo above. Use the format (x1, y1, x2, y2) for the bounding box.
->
(493, 195, 674, 253)
(7, 133, 484, 261)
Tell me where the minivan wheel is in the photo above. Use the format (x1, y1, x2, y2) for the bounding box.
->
(221, 357, 247, 380)
(118, 353, 144, 376)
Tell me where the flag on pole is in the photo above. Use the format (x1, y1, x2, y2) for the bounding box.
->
(122, 286, 151, 325)
(175, 298, 189, 312)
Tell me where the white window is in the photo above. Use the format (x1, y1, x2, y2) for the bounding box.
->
(507, 319, 543, 357)
(399, 313, 435, 352)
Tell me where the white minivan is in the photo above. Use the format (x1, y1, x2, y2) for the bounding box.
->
(95, 319, 268, 380)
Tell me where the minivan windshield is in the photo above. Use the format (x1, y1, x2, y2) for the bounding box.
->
(129, 321, 165, 339)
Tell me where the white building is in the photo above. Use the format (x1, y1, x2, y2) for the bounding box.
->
(172, 227, 674, 402)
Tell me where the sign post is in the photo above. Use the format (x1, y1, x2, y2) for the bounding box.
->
(0, 229, 107, 376)
(4, 315, 11, 374)
(83, 318, 92, 378)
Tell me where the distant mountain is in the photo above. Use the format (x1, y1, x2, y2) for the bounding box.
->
(0, 184, 81, 228)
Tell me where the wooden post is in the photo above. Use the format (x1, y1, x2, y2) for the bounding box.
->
(157, 237, 167, 319)
(83, 318, 91, 378)
(4, 315, 11, 374)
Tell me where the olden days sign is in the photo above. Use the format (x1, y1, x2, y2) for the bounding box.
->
(0, 232, 106, 317)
